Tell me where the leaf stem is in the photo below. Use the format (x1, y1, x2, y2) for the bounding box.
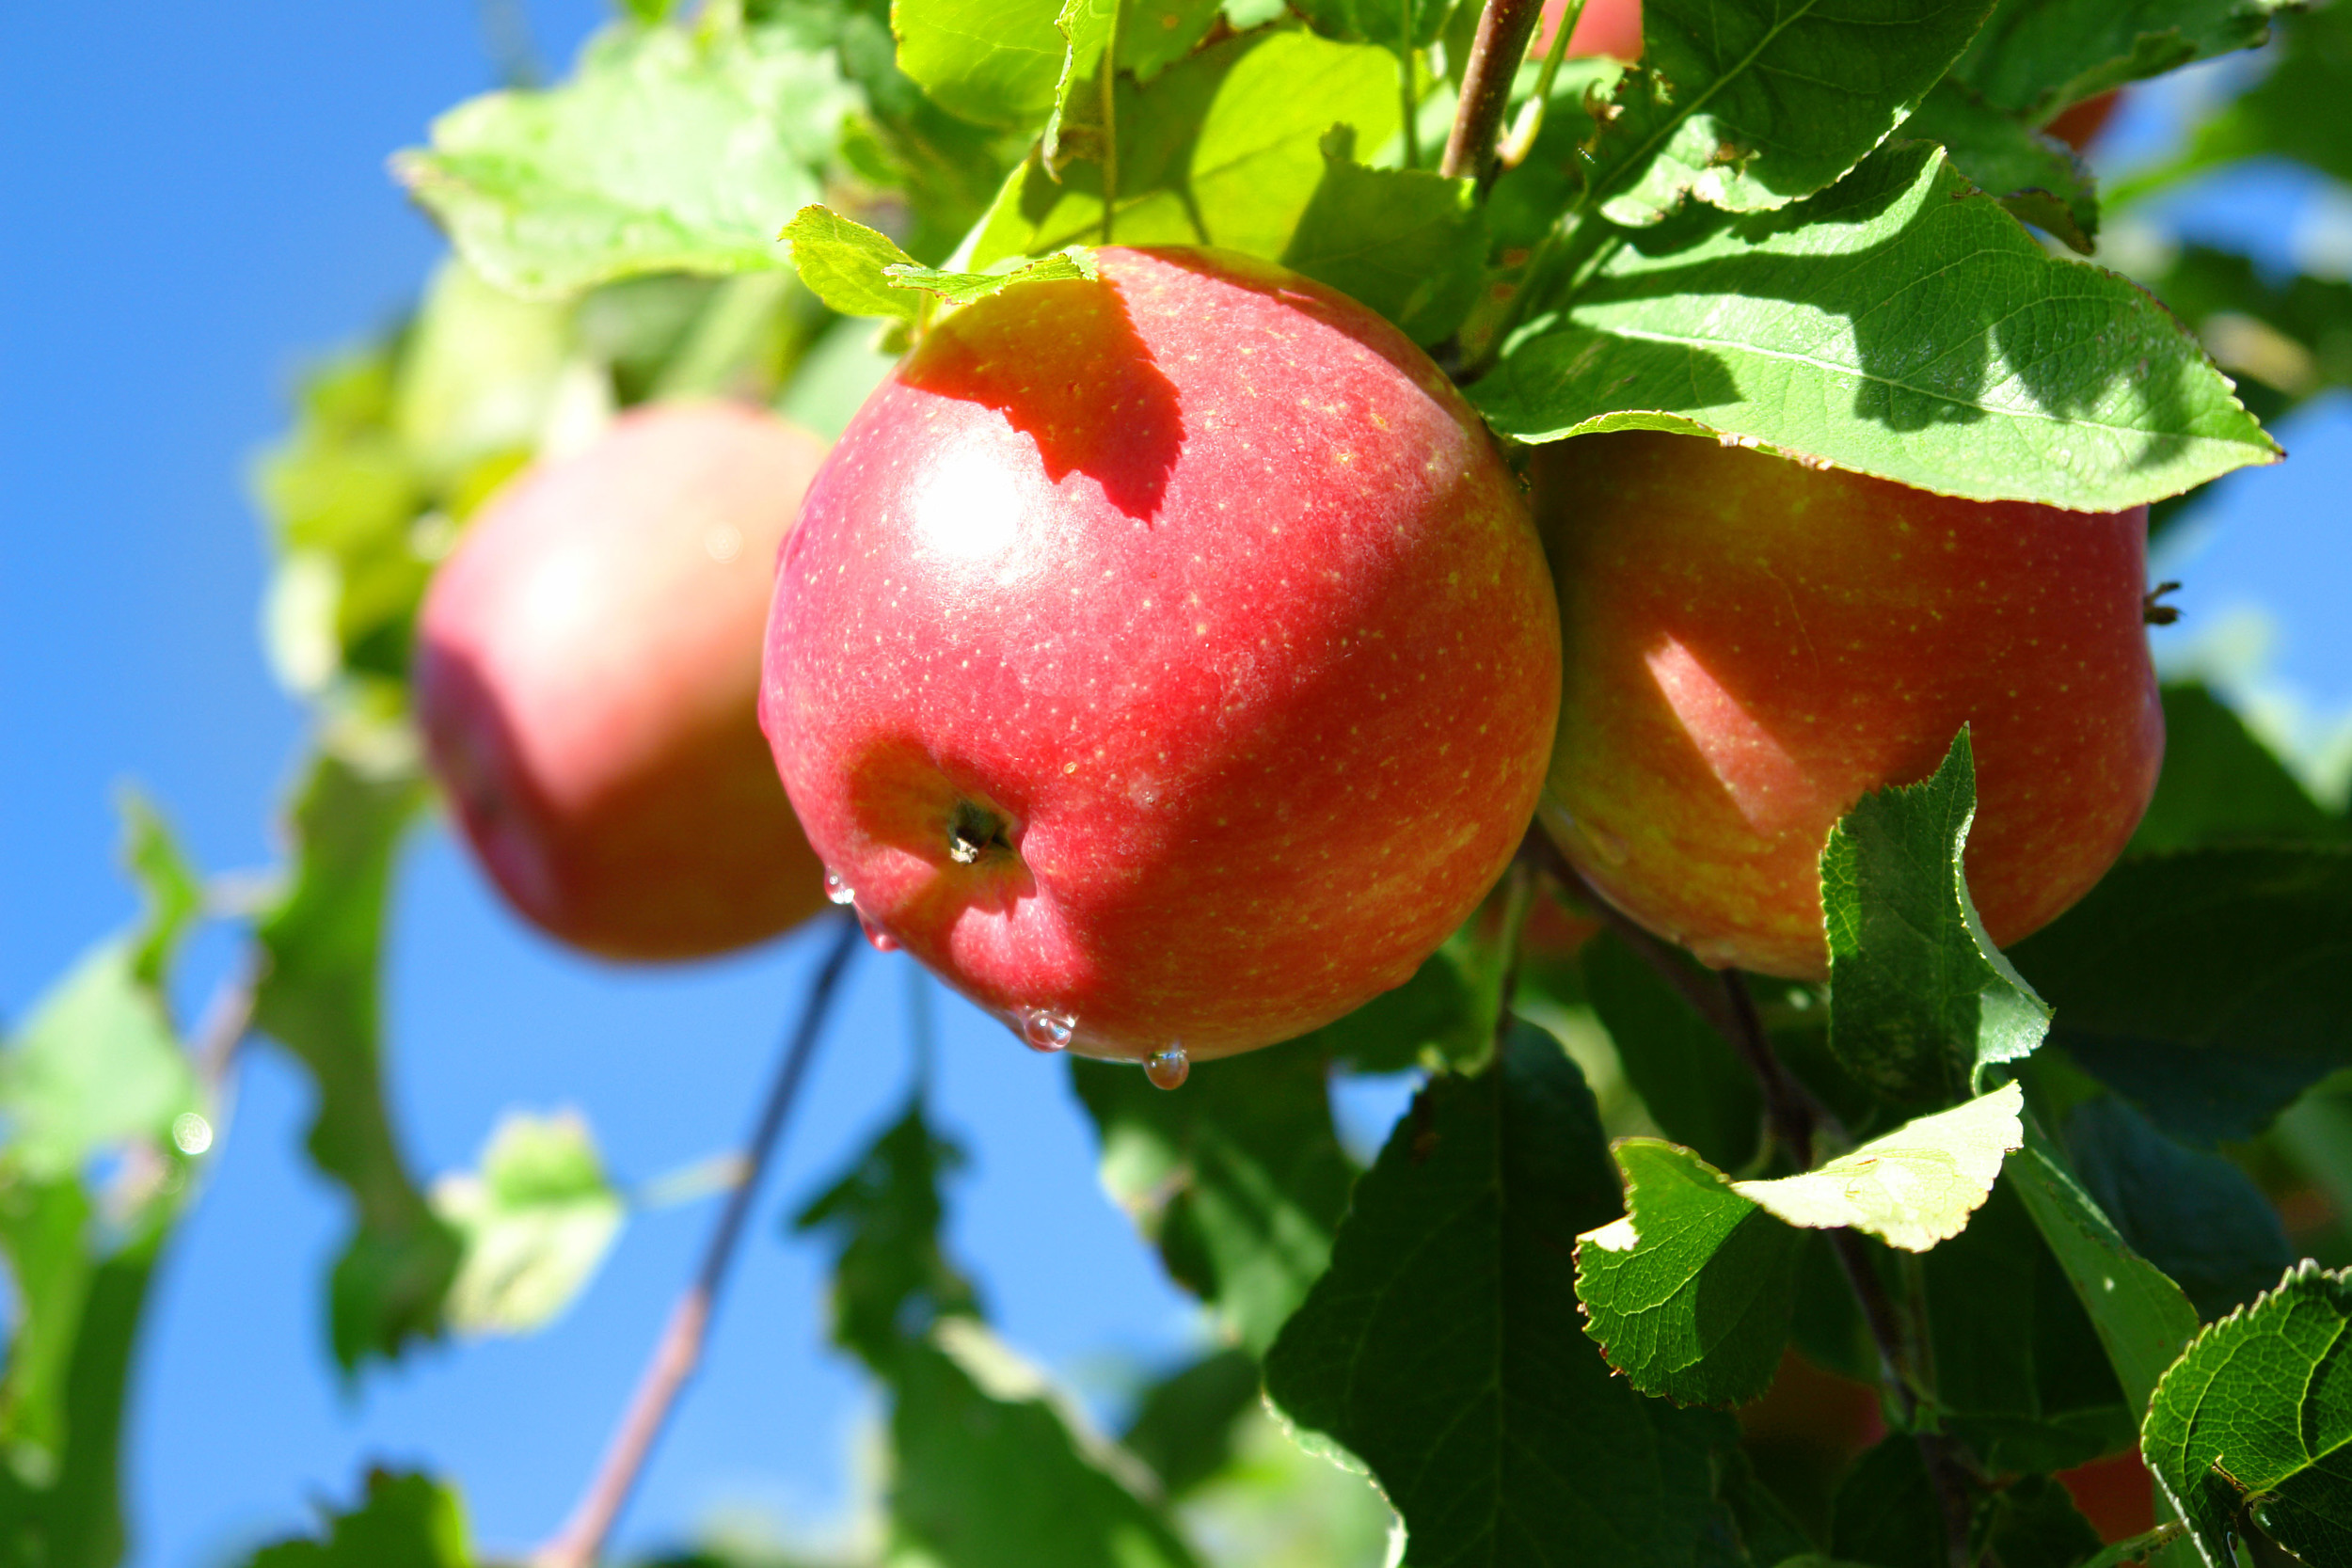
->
(1438, 0, 1547, 187)
(532, 913, 862, 1568)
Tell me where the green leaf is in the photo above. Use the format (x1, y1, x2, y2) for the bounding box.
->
(1830, 1435, 1944, 1568)
(1120, 1347, 1261, 1498)
(2010, 846, 2352, 1146)
(1264, 1025, 1739, 1568)
(0, 1212, 170, 1568)
(1288, 0, 1456, 52)
(1070, 1038, 1353, 1355)
(1580, 931, 1760, 1172)
(1045, 0, 1117, 169)
(0, 942, 197, 1180)
(2008, 1117, 2198, 1417)
(1473, 143, 2280, 512)
(1117, 0, 1224, 80)
(1584, 0, 1996, 227)
(1575, 1140, 1803, 1406)
(783, 204, 924, 322)
(430, 1110, 624, 1338)
(890, 1320, 1200, 1568)
(1957, 0, 2292, 125)
(116, 789, 202, 994)
(0, 1178, 93, 1482)
(792, 1096, 981, 1370)
(1822, 731, 2051, 1106)
(1278, 127, 1485, 345)
(967, 28, 1399, 269)
(1899, 80, 2097, 254)
(2142, 1262, 2352, 1568)
(1920, 1176, 2135, 1473)
(1735, 1083, 2023, 1252)
(2065, 1098, 2293, 1323)
(2131, 684, 2345, 855)
(252, 748, 459, 1373)
(1980, 1474, 2106, 1568)
(242, 1468, 474, 1568)
(893, 0, 1066, 129)
(395, 23, 851, 298)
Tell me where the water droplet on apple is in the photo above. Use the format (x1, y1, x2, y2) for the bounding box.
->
(1144, 1043, 1190, 1090)
(1018, 1008, 1076, 1053)
(858, 911, 899, 952)
(823, 869, 856, 906)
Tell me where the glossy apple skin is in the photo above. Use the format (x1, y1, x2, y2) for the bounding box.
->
(1534, 432, 2161, 981)
(761, 246, 1559, 1062)
(416, 402, 833, 961)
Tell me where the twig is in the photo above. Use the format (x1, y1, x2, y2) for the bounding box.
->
(1439, 0, 1547, 186)
(533, 913, 863, 1568)
(1496, 0, 1584, 169)
(192, 956, 260, 1092)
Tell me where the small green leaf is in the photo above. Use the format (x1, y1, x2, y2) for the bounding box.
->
(1575, 1141, 1803, 1406)
(891, 1321, 1200, 1568)
(1045, 0, 1118, 168)
(893, 0, 1066, 129)
(2011, 846, 2352, 1146)
(1899, 80, 2098, 253)
(2131, 684, 2346, 854)
(1735, 1083, 2023, 1252)
(1585, 0, 1997, 227)
(2009, 1117, 2198, 1417)
(1957, 0, 2292, 125)
(253, 748, 459, 1373)
(1474, 143, 2280, 512)
(1070, 1038, 1352, 1355)
(783, 205, 924, 322)
(1580, 932, 1760, 1172)
(1822, 731, 2052, 1106)
(885, 246, 1099, 301)
(1264, 1025, 1740, 1568)
(431, 1110, 624, 1338)
(2065, 1098, 2293, 1323)
(2142, 1262, 2352, 1568)
(0, 942, 197, 1180)
(792, 1097, 980, 1370)
(395, 23, 851, 297)
(116, 789, 202, 994)
(967, 29, 1399, 269)
(241, 1468, 473, 1568)
(1279, 127, 1486, 345)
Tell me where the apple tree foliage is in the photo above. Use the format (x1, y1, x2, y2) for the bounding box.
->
(10, 0, 2352, 1564)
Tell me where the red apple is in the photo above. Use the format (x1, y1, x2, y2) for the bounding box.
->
(416, 401, 833, 961)
(759, 246, 1559, 1068)
(2045, 89, 2122, 153)
(1533, 432, 2161, 981)
(2057, 1449, 2156, 1544)
(1534, 0, 1645, 60)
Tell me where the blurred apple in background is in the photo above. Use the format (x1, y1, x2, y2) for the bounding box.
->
(416, 401, 833, 961)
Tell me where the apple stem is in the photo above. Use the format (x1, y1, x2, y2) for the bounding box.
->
(532, 911, 863, 1568)
(1438, 0, 1547, 188)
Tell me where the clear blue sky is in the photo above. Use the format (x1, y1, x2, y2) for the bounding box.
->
(0, 8, 2345, 1567)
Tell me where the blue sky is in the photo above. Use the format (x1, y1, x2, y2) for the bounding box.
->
(1, 7, 2346, 1566)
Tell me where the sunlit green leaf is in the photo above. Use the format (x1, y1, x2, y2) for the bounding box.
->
(242, 1468, 474, 1568)
(1475, 143, 2280, 511)
(2142, 1262, 2352, 1568)
(116, 789, 202, 994)
(0, 942, 196, 1180)
(1733, 1083, 2023, 1252)
(396, 23, 851, 297)
(1899, 80, 2098, 253)
(431, 1110, 624, 1338)
(1279, 128, 1485, 344)
(1822, 731, 2052, 1105)
(893, 0, 1065, 129)
(1586, 0, 1996, 227)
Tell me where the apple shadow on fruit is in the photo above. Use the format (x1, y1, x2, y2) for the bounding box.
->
(900, 274, 1184, 522)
